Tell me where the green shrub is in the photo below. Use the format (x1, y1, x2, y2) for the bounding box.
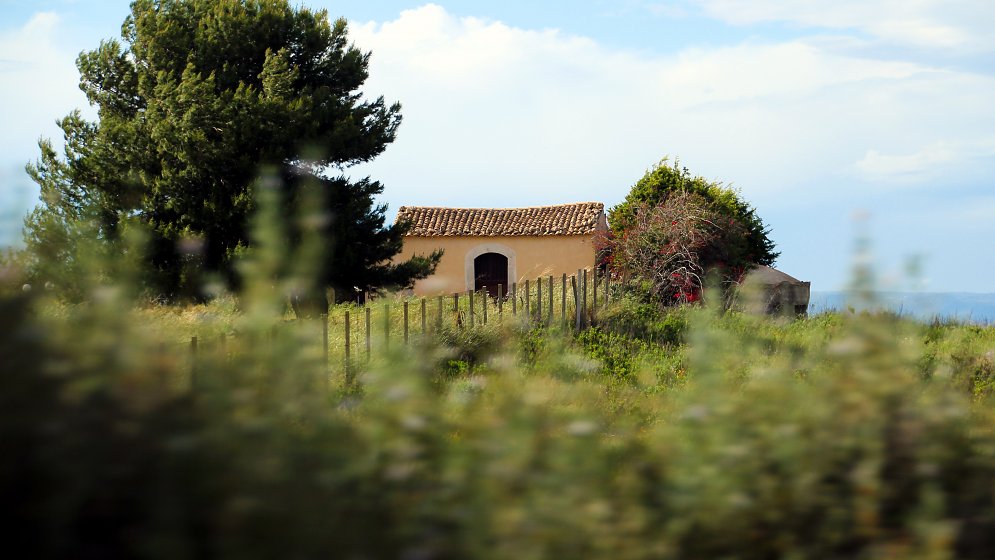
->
(577, 327, 646, 380)
(433, 322, 502, 377)
(516, 324, 548, 367)
(597, 288, 688, 345)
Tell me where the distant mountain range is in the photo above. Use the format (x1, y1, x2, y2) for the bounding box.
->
(809, 291, 995, 324)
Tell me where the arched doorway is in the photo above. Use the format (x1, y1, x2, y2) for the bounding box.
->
(474, 252, 508, 298)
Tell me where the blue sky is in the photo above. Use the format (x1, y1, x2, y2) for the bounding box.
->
(2, 0, 994, 292)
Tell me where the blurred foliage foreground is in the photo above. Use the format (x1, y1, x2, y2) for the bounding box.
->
(4, 271, 995, 559)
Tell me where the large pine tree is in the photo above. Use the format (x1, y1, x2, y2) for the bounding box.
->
(24, 0, 438, 304)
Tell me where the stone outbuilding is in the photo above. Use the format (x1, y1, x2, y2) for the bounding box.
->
(393, 202, 607, 296)
(740, 265, 811, 316)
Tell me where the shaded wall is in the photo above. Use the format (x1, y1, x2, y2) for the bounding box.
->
(739, 280, 812, 316)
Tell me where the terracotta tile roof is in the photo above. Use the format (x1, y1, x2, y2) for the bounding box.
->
(397, 202, 605, 237)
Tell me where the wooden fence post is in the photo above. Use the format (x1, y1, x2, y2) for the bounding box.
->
(344, 310, 351, 364)
(482, 289, 488, 324)
(453, 293, 460, 328)
(561, 273, 567, 329)
(536, 278, 542, 324)
(437, 295, 443, 331)
(512, 283, 517, 316)
(421, 298, 427, 335)
(365, 306, 371, 362)
(547, 275, 553, 326)
(403, 301, 409, 344)
(582, 269, 589, 328)
(469, 290, 475, 328)
(525, 279, 530, 325)
(593, 271, 598, 318)
(498, 284, 504, 317)
(574, 271, 582, 331)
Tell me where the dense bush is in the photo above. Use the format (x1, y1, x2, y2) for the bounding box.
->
(608, 157, 778, 267)
(606, 193, 751, 304)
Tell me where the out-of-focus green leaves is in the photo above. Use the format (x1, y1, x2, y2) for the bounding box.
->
(7, 198, 995, 557)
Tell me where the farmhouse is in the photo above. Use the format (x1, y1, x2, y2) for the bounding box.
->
(394, 202, 607, 296)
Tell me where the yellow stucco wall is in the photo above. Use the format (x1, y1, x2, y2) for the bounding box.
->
(395, 234, 598, 295)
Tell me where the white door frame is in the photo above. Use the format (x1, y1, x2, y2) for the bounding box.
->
(464, 243, 516, 291)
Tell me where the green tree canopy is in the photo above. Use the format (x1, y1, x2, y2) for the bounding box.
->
(281, 171, 440, 311)
(24, 0, 438, 302)
(608, 157, 778, 267)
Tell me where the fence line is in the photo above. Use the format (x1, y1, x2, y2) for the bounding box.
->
(175, 270, 616, 384)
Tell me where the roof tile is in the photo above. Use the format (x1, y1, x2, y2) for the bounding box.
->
(396, 202, 605, 237)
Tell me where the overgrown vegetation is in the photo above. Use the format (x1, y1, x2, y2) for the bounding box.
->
(605, 192, 751, 304)
(5, 234, 995, 557)
(607, 156, 779, 271)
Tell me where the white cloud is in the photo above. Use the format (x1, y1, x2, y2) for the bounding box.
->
(0, 12, 90, 164)
(0, 11, 96, 244)
(855, 143, 959, 183)
(696, 0, 995, 52)
(346, 4, 995, 211)
(854, 139, 995, 185)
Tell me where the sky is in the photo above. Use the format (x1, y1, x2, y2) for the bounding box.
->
(1, 0, 994, 292)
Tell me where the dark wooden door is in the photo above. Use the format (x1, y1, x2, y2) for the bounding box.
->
(474, 253, 508, 298)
